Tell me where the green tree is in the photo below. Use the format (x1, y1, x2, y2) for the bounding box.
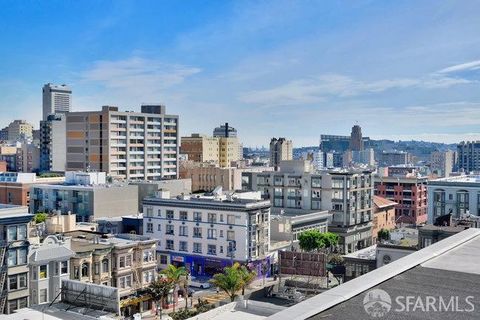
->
(236, 264, 257, 295)
(210, 263, 244, 302)
(161, 265, 188, 312)
(377, 229, 390, 242)
(146, 277, 174, 320)
(298, 230, 339, 252)
(34, 212, 47, 224)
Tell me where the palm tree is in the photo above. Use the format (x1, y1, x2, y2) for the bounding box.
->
(146, 277, 174, 320)
(161, 265, 188, 312)
(210, 263, 244, 302)
(236, 264, 256, 296)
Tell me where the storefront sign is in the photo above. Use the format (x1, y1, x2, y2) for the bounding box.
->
(172, 255, 185, 262)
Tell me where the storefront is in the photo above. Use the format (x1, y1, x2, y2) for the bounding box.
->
(119, 294, 154, 318)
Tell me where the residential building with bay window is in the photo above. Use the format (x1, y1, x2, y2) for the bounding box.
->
(143, 190, 271, 277)
(428, 175, 480, 224)
(242, 160, 374, 254)
(0, 205, 33, 314)
(28, 235, 75, 305)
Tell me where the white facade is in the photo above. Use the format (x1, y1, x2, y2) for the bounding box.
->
(428, 175, 480, 224)
(142, 192, 270, 276)
(28, 235, 74, 305)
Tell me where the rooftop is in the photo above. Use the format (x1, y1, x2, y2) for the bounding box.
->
(268, 228, 480, 320)
(1, 302, 115, 320)
(430, 174, 480, 184)
(343, 244, 377, 260)
(373, 195, 397, 209)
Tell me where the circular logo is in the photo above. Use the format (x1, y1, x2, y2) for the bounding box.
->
(363, 289, 392, 318)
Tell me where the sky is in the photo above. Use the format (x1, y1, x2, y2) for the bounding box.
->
(0, 0, 480, 147)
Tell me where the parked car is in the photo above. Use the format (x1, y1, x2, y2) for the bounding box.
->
(189, 276, 211, 289)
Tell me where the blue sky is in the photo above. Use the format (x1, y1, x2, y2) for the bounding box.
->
(1, 0, 480, 146)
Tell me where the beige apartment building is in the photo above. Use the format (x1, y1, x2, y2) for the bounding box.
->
(180, 134, 219, 163)
(180, 161, 273, 192)
(6, 120, 34, 142)
(269, 137, 293, 170)
(180, 133, 240, 168)
(66, 105, 179, 181)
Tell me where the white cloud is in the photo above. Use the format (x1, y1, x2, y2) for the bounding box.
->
(438, 59, 480, 73)
(80, 57, 201, 98)
(240, 73, 471, 106)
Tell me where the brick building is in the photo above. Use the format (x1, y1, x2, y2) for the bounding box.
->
(374, 176, 428, 225)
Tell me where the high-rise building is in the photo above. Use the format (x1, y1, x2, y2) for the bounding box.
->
(430, 150, 455, 177)
(42, 83, 72, 121)
(40, 114, 66, 172)
(378, 151, 412, 166)
(457, 141, 480, 172)
(269, 137, 293, 170)
(5, 120, 33, 142)
(213, 122, 237, 138)
(349, 124, 364, 151)
(65, 104, 179, 180)
(180, 134, 219, 163)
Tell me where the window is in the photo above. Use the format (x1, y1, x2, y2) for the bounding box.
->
(208, 213, 217, 223)
(179, 226, 188, 236)
(7, 225, 27, 242)
(157, 209, 162, 217)
(7, 250, 17, 266)
(219, 230, 224, 238)
(143, 250, 153, 262)
(18, 297, 27, 309)
(166, 224, 174, 235)
(193, 243, 202, 253)
(126, 255, 132, 267)
(157, 224, 162, 232)
(332, 178, 344, 188)
(81, 263, 89, 277)
(179, 211, 188, 220)
(146, 207, 153, 217)
(160, 255, 168, 265)
(220, 214, 224, 222)
(119, 256, 125, 268)
(102, 259, 109, 273)
(312, 177, 322, 188)
(40, 288, 48, 303)
(8, 275, 17, 291)
(207, 245, 216, 255)
(18, 273, 27, 289)
(227, 215, 235, 225)
(220, 246, 224, 253)
(146, 223, 153, 233)
(40, 265, 48, 279)
(8, 300, 17, 313)
(179, 241, 188, 252)
(143, 270, 154, 284)
(166, 240, 174, 250)
(227, 231, 235, 241)
(166, 210, 174, 219)
(94, 263, 100, 275)
(207, 229, 217, 239)
(126, 275, 132, 287)
(194, 212, 202, 222)
(193, 227, 202, 238)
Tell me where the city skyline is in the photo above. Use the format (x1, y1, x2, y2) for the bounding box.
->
(1, 1, 480, 146)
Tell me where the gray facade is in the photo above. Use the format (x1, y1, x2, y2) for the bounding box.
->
(40, 114, 66, 172)
(457, 141, 480, 172)
(0, 205, 34, 314)
(42, 83, 72, 121)
(30, 184, 139, 222)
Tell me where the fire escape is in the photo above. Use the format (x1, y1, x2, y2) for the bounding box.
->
(0, 241, 8, 313)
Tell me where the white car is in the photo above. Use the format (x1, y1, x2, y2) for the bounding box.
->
(189, 276, 211, 289)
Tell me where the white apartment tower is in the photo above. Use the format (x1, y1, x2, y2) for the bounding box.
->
(42, 83, 72, 121)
